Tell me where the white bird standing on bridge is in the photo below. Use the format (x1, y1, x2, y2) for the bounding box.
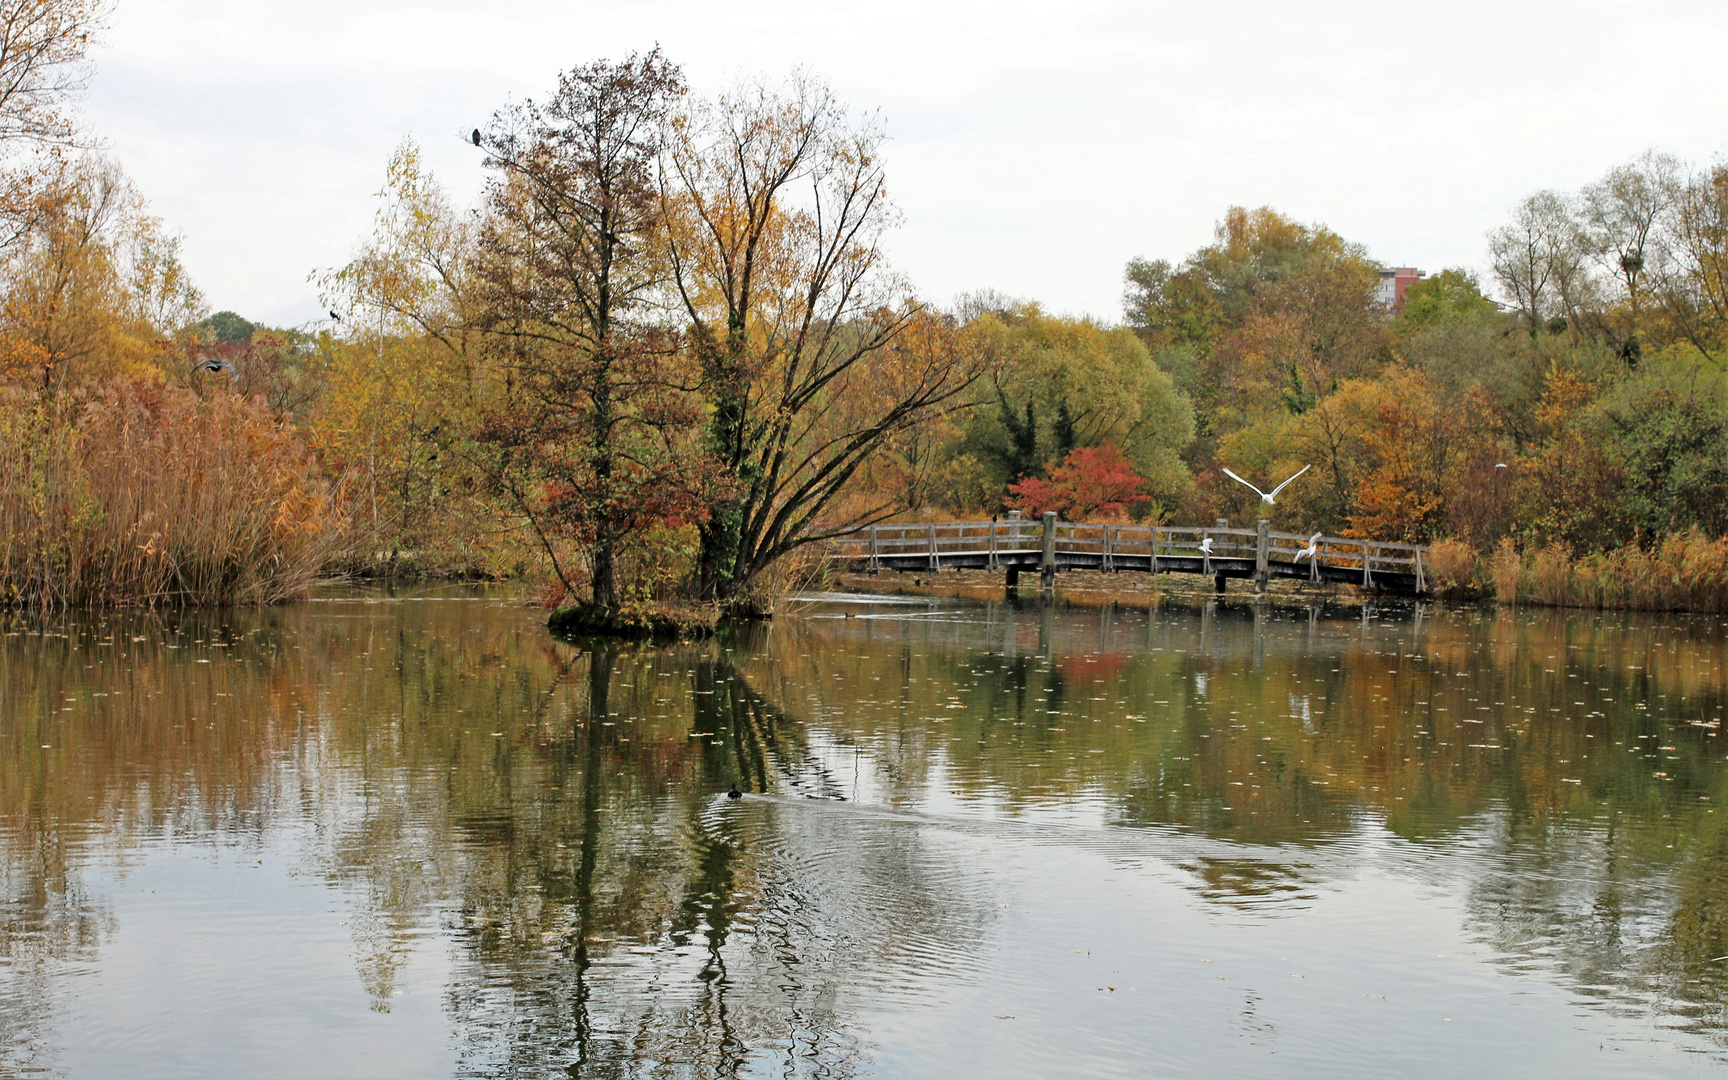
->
(1294, 532, 1323, 561)
(1222, 464, 1311, 505)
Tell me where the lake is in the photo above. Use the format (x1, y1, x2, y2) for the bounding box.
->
(2, 586, 1726, 1077)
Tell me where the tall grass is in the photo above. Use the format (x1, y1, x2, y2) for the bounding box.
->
(0, 379, 345, 607)
(1431, 529, 1728, 613)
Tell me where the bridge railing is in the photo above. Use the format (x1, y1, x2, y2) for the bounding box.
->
(1263, 529, 1427, 589)
(1051, 523, 1258, 567)
(826, 517, 1427, 590)
(827, 519, 1044, 570)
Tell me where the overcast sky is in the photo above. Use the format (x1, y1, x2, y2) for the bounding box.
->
(84, 0, 1728, 328)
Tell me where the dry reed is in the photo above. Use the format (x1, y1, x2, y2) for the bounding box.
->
(1424, 538, 1477, 599)
(0, 380, 345, 607)
(1491, 538, 1523, 605)
(1434, 530, 1728, 612)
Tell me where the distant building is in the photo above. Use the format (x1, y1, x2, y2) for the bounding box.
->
(1375, 267, 1424, 313)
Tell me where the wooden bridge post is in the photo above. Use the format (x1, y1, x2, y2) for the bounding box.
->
(988, 519, 998, 570)
(929, 522, 940, 572)
(1255, 519, 1270, 593)
(1040, 512, 1057, 589)
(1211, 518, 1227, 594)
(868, 525, 879, 574)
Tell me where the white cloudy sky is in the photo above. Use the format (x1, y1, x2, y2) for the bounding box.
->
(84, 0, 1728, 328)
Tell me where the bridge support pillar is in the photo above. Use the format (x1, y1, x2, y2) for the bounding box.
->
(1255, 519, 1270, 593)
(1040, 512, 1057, 589)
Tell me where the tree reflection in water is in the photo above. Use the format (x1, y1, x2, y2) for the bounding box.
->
(1, 592, 1727, 1074)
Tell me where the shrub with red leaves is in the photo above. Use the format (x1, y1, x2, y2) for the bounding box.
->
(1007, 443, 1151, 522)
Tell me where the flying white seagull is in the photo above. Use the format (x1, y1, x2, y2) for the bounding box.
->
(1223, 464, 1311, 505)
(1198, 537, 1214, 557)
(1294, 532, 1323, 562)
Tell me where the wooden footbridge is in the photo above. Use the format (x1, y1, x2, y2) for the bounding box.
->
(828, 513, 1430, 595)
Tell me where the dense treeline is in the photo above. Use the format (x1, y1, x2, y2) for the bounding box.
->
(2, 1, 1727, 612)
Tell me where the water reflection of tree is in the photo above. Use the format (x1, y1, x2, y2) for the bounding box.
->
(435, 642, 1002, 1078)
(6, 596, 1728, 1068)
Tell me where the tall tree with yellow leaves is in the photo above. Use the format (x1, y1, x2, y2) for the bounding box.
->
(664, 74, 982, 608)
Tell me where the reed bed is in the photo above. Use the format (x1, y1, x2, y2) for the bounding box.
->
(0, 380, 346, 608)
(1425, 529, 1728, 613)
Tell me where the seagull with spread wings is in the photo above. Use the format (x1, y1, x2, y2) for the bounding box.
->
(1223, 464, 1311, 505)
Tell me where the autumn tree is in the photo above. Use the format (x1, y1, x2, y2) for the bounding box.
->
(1006, 442, 1150, 522)
(665, 74, 981, 608)
(1515, 362, 1625, 550)
(1661, 161, 1728, 363)
(0, 155, 201, 399)
(316, 142, 490, 568)
(471, 51, 698, 611)
(1344, 368, 1462, 543)
(0, 0, 109, 249)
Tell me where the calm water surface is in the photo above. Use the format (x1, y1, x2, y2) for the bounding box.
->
(3, 587, 1728, 1077)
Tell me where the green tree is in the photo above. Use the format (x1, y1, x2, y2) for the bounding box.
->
(1599, 355, 1728, 538)
(1391, 268, 1500, 338)
(195, 309, 255, 343)
(959, 306, 1193, 513)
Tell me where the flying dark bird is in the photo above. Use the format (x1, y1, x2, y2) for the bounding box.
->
(190, 357, 238, 382)
(471, 128, 481, 146)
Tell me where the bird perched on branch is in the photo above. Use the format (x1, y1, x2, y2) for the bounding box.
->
(329, 309, 341, 322)
(471, 128, 481, 146)
(1223, 464, 1311, 506)
(190, 357, 238, 383)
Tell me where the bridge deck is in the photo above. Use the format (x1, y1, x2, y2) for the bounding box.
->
(826, 519, 1428, 595)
